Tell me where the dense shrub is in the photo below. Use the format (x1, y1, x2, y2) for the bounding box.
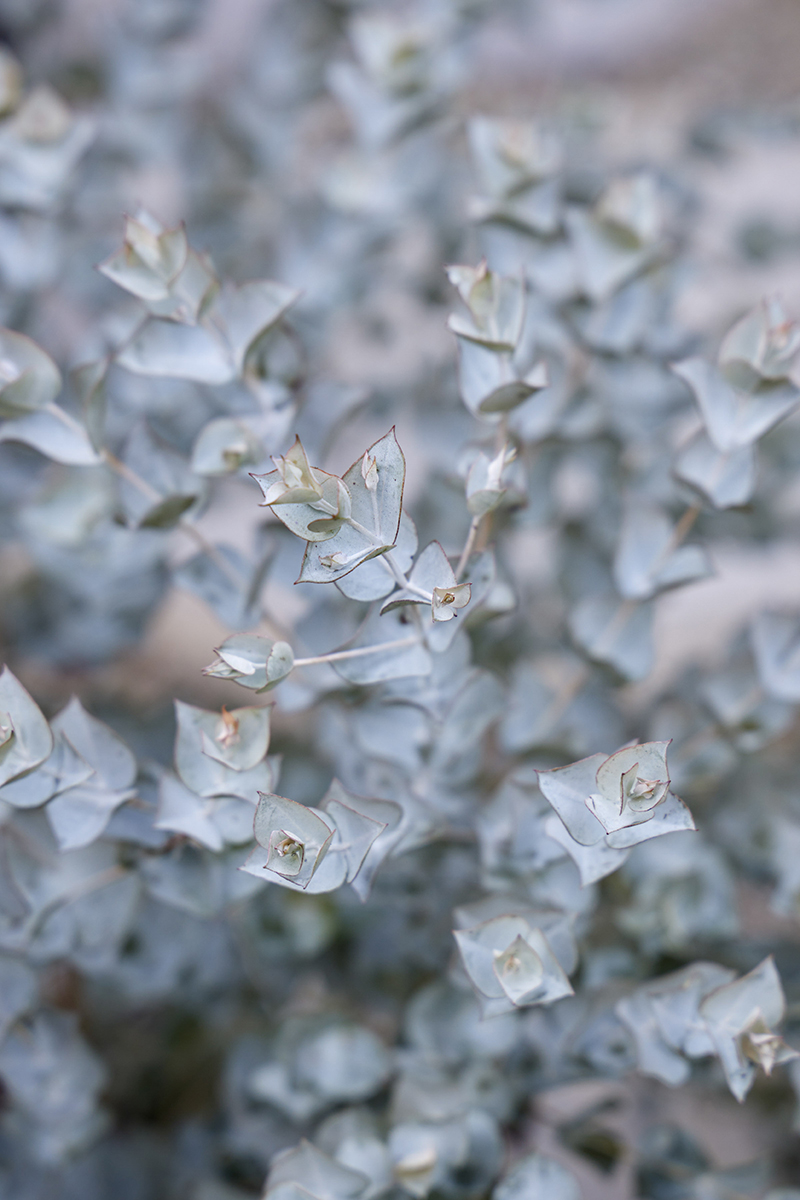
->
(0, 3, 799, 1198)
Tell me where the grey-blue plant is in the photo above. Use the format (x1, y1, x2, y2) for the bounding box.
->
(0, 2, 799, 1198)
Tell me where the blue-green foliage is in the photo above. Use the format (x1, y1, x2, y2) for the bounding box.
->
(0, 2, 799, 1198)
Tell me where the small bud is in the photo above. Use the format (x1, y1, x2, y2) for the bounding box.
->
(619, 761, 669, 814)
(202, 634, 294, 692)
(254, 792, 334, 888)
(454, 914, 574, 1015)
(466, 444, 517, 516)
(738, 1009, 798, 1077)
(215, 707, 239, 749)
(267, 828, 305, 876)
(432, 582, 471, 622)
(260, 437, 324, 506)
(361, 451, 379, 491)
(493, 935, 546, 1005)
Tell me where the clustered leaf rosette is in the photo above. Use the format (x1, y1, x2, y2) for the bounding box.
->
(566, 171, 664, 303)
(252, 428, 406, 585)
(537, 741, 695, 886)
(98, 212, 206, 317)
(154, 700, 278, 853)
(467, 116, 563, 237)
(243, 781, 391, 895)
(698, 956, 799, 1101)
(446, 261, 525, 353)
(0, 675, 143, 852)
(673, 298, 800, 509)
(257, 436, 352, 535)
(446, 260, 549, 421)
(8, 10, 800, 1187)
(453, 906, 575, 1018)
(616, 957, 798, 1102)
(719, 296, 800, 389)
(326, 10, 450, 157)
(101, 209, 301, 386)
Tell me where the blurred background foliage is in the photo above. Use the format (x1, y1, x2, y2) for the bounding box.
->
(2, 1, 800, 1199)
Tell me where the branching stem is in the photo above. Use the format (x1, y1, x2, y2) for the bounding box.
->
(293, 636, 421, 668)
(456, 515, 481, 580)
(101, 450, 248, 592)
(660, 502, 702, 565)
(383, 551, 432, 601)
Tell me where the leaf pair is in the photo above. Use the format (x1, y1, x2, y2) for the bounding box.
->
(243, 781, 398, 895)
(253, 429, 406, 585)
(453, 904, 575, 1018)
(537, 742, 695, 885)
(617, 956, 797, 1101)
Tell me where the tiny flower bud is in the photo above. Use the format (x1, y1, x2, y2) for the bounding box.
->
(738, 1011, 797, 1076)
(267, 828, 305, 877)
(215, 707, 239, 749)
(361, 451, 379, 491)
(261, 437, 324, 506)
(432, 582, 471, 622)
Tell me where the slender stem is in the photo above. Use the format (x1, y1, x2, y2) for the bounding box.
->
(382, 550, 412, 590)
(102, 449, 247, 592)
(346, 515, 386, 546)
(46, 400, 96, 440)
(592, 598, 636, 657)
(293, 635, 421, 667)
(456, 515, 481, 580)
(534, 507, 704, 734)
(541, 504, 702, 715)
(403, 583, 433, 602)
(181, 525, 248, 589)
(664, 503, 702, 559)
(102, 449, 161, 501)
(382, 551, 432, 601)
(493, 412, 509, 454)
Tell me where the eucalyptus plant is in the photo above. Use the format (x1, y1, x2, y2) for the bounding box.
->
(0, 2, 800, 1198)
